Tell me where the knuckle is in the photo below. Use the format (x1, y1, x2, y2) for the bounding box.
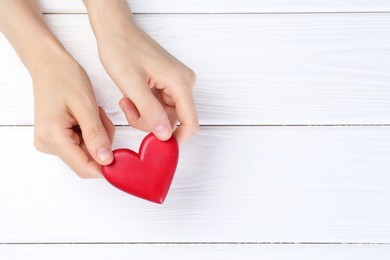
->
(187, 69, 197, 87)
(181, 68, 197, 88)
(68, 91, 96, 111)
(33, 126, 53, 153)
(76, 171, 91, 179)
(33, 138, 46, 153)
(171, 66, 197, 89)
(75, 168, 101, 179)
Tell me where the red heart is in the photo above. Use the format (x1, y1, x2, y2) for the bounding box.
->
(101, 133, 179, 204)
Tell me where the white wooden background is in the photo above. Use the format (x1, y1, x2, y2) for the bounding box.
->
(1, 1, 390, 259)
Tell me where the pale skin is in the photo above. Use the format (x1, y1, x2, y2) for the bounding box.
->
(0, 0, 198, 178)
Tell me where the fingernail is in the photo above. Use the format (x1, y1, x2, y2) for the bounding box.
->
(154, 124, 171, 140)
(97, 147, 112, 163)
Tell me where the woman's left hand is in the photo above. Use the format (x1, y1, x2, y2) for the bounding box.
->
(85, 0, 199, 143)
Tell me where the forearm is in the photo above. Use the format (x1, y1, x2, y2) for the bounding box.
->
(0, 0, 72, 77)
(83, 0, 138, 41)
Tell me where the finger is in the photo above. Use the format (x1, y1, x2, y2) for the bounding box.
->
(53, 130, 102, 179)
(99, 106, 115, 144)
(120, 97, 178, 132)
(172, 90, 199, 144)
(153, 89, 178, 129)
(119, 97, 149, 132)
(119, 75, 172, 141)
(69, 99, 113, 165)
(166, 107, 178, 130)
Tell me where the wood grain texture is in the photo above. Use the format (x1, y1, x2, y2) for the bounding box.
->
(38, 0, 390, 13)
(0, 126, 389, 243)
(1, 0, 389, 256)
(1, 244, 390, 260)
(1, 14, 389, 125)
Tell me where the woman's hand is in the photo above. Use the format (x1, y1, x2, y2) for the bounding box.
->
(33, 54, 115, 178)
(84, 0, 199, 143)
(0, 0, 114, 178)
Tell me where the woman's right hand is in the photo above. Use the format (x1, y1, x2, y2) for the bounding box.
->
(32, 53, 115, 178)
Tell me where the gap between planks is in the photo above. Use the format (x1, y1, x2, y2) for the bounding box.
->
(2, 242, 390, 245)
(41, 11, 390, 15)
(0, 125, 390, 127)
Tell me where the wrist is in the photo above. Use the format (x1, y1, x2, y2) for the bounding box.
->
(27, 38, 76, 80)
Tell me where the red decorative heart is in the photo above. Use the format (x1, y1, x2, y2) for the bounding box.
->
(101, 133, 179, 204)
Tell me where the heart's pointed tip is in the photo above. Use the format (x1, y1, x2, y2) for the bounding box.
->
(151, 196, 166, 204)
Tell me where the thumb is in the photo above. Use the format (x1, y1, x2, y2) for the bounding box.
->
(71, 103, 114, 165)
(121, 76, 172, 141)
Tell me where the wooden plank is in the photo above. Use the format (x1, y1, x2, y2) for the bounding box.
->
(1, 244, 390, 260)
(38, 0, 390, 13)
(0, 126, 389, 243)
(1, 14, 389, 125)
